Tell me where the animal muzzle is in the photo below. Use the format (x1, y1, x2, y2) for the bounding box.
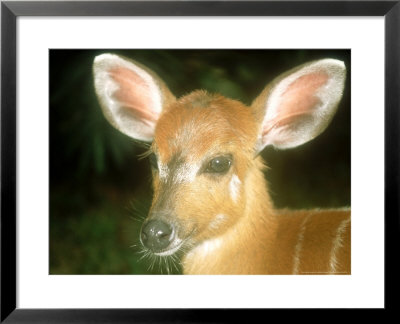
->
(140, 219, 176, 253)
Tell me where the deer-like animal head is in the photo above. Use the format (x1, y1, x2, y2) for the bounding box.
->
(93, 54, 346, 257)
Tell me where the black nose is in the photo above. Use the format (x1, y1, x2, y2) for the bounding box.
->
(141, 220, 174, 252)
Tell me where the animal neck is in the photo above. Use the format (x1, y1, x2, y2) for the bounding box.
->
(242, 157, 276, 225)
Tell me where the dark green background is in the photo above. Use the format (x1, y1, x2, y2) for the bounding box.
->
(50, 49, 351, 274)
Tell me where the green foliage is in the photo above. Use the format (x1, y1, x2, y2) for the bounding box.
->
(50, 190, 181, 274)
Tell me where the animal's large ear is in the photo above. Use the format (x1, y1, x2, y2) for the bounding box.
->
(93, 54, 175, 142)
(252, 59, 346, 153)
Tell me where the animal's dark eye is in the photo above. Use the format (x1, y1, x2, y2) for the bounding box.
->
(207, 156, 232, 174)
(149, 153, 158, 170)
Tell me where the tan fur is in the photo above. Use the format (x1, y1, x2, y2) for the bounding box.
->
(151, 94, 350, 275)
(93, 55, 350, 275)
(179, 158, 350, 275)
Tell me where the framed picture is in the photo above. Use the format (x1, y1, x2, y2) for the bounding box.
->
(1, 0, 398, 322)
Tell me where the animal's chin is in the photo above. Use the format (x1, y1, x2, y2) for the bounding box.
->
(152, 238, 184, 256)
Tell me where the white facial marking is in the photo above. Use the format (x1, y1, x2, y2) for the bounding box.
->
(158, 162, 169, 180)
(229, 174, 241, 202)
(174, 162, 198, 183)
(158, 161, 199, 184)
(208, 214, 227, 230)
(195, 237, 223, 257)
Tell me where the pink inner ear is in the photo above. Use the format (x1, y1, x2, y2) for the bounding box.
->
(279, 72, 328, 117)
(110, 67, 158, 124)
(263, 72, 328, 136)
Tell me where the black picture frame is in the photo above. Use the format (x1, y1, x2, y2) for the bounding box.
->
(1, 1, 399, 322)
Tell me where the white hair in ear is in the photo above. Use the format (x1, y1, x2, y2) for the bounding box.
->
(93, 54, 167, 142)
(254, 59, 346, 153)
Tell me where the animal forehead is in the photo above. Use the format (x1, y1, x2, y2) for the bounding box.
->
(155, 122, 232, 166)
(154, 94, 251, 161)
